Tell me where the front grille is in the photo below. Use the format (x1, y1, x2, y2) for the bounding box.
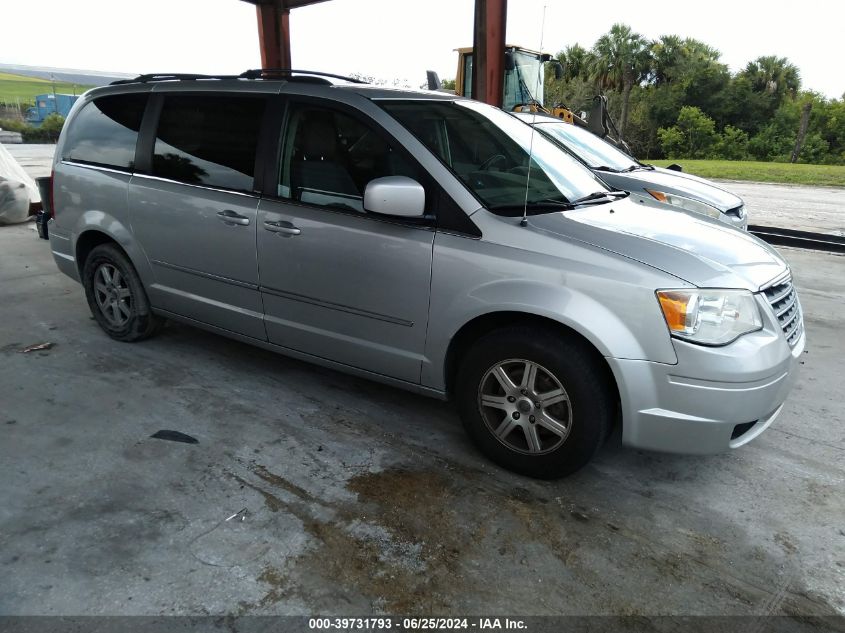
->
(762, 276, 803, 346)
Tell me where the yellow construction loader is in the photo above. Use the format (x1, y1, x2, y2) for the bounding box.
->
(427, 45, 629, 152)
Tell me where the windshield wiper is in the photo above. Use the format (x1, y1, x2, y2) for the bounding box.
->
(622, 163, 655, 172)
(568, 190, 629, 206)
(488, 200, 574, 212)
(488, 191, 628, 215)
(592, 165, 620, 173)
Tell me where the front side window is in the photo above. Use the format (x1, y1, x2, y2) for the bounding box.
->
(62, 93, 147, 171)
(152, 95, 267, 192)
(278, 102, 421, 213)
(381, 99, 608, 215)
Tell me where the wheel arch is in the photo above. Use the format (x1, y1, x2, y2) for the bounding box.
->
(72, 211, 153, 288)
(443, 311, 620, 413)
(75, 229, 127, 277)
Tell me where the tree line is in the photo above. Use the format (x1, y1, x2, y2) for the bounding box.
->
(542, 24, 844, 163)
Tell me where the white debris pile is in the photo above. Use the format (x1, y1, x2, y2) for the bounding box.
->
(0, 141, 40, 224)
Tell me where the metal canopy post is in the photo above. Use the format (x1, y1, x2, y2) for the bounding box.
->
(243, 0, 330, 69)
(255, 1, 291, 69)
(472, 0, 507, 107)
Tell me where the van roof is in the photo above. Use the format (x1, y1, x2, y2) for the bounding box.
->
(102, 69, 460, 102)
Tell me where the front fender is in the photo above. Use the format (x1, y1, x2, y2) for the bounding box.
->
(422, 232, 681, 391)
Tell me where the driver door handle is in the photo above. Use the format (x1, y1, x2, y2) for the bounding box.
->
(263, 220, 301, 236)
(216, 210, 251, 226)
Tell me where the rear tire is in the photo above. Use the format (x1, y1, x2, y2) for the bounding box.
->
(82, 243, 163, 342)
(455, 325, 614, 479)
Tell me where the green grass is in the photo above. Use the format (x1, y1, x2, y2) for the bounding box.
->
(648, 159, 845, 187)
(0, 72, 92, 103)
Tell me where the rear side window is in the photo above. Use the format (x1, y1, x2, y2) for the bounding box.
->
(152, 95, 267, 192)
(62, 94, 147, 171)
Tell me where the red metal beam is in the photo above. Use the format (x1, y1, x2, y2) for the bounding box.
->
(472, 0, 507, 107)
(255, 1, 291, 68)
(243, 0, 328, 8)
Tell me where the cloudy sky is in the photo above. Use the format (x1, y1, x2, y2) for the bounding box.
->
(2, 0, 843, 98)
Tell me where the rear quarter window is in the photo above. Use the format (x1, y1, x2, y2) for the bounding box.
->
(62, 93, 148, 171)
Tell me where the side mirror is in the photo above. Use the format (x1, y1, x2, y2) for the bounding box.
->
(553, 61, 564, 81)
(426, 70, 441, 91)
(504, 50, 515, 72)
(364, 176, 426, 218)
(666, 163, 683, 172)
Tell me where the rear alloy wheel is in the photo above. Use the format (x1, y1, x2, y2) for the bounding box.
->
(456, 326, 614, 479)
(92, 263, 132, 329)
(83, 243, 163, 342)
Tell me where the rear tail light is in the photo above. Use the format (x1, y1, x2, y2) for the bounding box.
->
(49, 168, 55, 218)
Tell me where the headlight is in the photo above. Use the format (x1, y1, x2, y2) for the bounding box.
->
(646, 189, 722, 220)
(656, 289, 762, 345)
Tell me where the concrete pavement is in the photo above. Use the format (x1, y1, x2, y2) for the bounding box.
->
(0, 224, 843, 616)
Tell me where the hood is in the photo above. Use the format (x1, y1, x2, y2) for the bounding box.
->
(605, 166, 743, 212)
(528, 198, 786, 291)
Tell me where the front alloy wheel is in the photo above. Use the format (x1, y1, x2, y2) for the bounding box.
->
(455, 326, 614, 479)
(478, 359, 572, 454)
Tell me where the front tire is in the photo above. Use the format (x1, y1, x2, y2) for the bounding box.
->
(82, 243, 163, 342)
(455, 326, 614, 479)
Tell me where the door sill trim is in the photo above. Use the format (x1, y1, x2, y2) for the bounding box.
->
(152, 308, 447, 401)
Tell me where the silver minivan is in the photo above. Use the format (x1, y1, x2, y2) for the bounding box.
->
(514, 112, 748, 230)
(47, 71, 804, 478)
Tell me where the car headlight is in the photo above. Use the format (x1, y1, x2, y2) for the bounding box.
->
(646, 189, 722, 220)
(656, 289, 762, 345)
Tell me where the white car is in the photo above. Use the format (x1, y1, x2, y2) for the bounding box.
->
(516, 112, 748, 230)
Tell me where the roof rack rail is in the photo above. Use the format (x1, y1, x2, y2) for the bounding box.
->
(239, 68, 368, 84)
(110, 73, 241, 85)
(109, 70, 369, 87)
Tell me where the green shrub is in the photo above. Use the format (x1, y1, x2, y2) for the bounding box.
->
(39, 113, 65, 141)
(0, 114, 64, 143)
(0, 118, 28, 133)
(657, 106, 717, 158)
(657, 125, 685, 158)
(747, 124, 792, 160)
(797, 132, 829, 164)
(715, 125, 749, 160)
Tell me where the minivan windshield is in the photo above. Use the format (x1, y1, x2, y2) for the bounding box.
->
(380, 100, 613, 215)
(531, 118, 640, 172)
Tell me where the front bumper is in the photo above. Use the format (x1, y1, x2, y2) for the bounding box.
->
(608, 305, 804, 454)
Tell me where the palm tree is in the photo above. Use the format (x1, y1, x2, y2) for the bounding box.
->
(650, 35, 721, 85)
(589, 23, 651, 136)
(650, 35, 684, 85)
(558, 44, 591, 82)
(741, 55, 801, 98)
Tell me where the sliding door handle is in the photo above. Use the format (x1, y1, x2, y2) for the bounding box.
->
(263, 220, 301, 236)
(216, 210, 250, 226)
